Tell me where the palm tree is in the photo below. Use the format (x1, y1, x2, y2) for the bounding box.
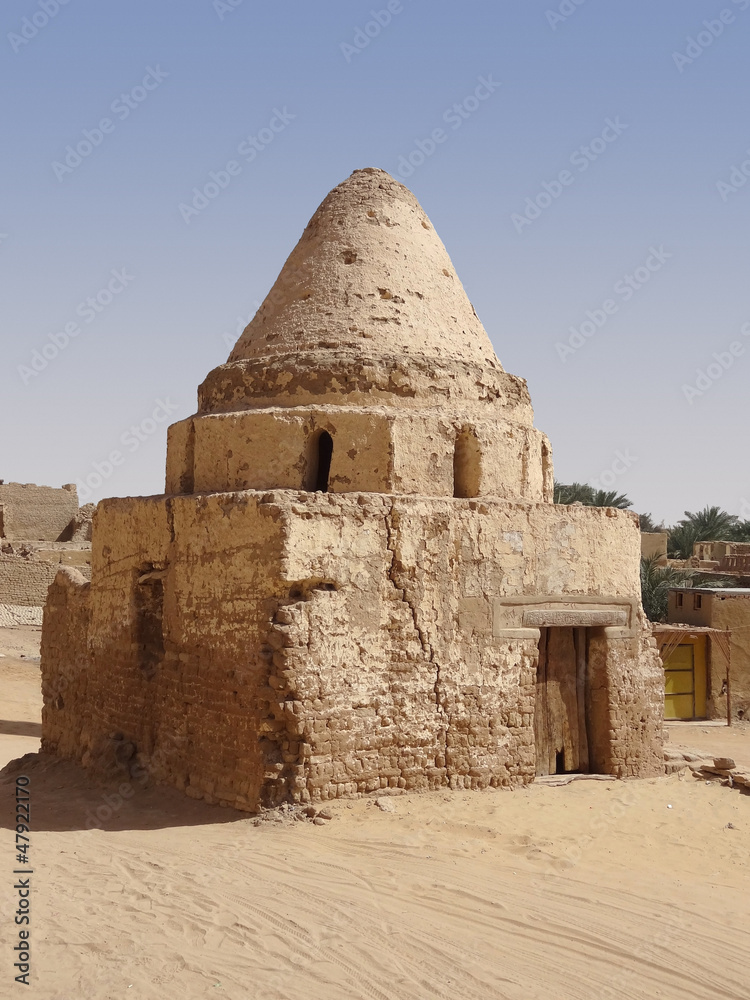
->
(590, 489, 632, 509)
(554, 481, 594, 505)
(554, 482, 634, 509)
(667, 523, 701, 559)
(668, 506, 738, 559)
(681, 505, 737, 539)
(638, 512, 665, 533)
(730, 520, 750, 542)
(640, 555, 694, 622)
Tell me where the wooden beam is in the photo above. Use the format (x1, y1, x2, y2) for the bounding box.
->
(576, 628, 589, 774)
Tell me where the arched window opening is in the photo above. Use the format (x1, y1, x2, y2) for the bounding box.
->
(453, 427, 481, 499)
(314, 431, 333, 493)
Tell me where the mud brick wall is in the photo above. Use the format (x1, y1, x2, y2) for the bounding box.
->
(0, 552, 91, 607)
(0, 556, 59, 606)
(709, 594, 750, 720)
(588, 627, 664, 778)
(41, 568, 92, 758)
(0, 483, 78, 541)
(41, 490, 664, 812)
(41, 494, 291, 811)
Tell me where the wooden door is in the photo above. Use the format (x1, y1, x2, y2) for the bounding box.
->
(535, 627, 589, 776)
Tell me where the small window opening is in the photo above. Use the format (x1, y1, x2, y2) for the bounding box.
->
(676, 593, 684, 608)
(693, 594, 702, 610)
(314, 431, 333, 493)
(453, 427, 481, 498)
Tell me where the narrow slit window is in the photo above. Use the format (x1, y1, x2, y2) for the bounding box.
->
(453, 427, 481, 498)
(315, 431, 333, 493)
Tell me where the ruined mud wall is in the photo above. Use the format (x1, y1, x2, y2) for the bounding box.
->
(0, 482, 78, 541)
(587, 625, 664, 778)
(41, 568, 92, 757)
(41, 494, 291, 812)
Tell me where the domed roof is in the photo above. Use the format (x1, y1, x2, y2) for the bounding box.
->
(229, 168, 502, 372)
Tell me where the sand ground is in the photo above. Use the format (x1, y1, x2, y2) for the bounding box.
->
(1, 624, 749, 1000)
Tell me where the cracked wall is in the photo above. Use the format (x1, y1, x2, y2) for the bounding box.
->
(41, 490, 663, 811)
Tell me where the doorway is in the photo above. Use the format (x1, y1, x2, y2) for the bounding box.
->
(664, 641, 707, 719)
(534, 626, 590, 776)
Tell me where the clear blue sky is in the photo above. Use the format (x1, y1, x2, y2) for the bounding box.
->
(2, 0, 748, 525)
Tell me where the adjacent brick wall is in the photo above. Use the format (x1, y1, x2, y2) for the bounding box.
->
(0, 553, 91, 606)
(0, 556, 59, 606)
(0, 483, 78, 541)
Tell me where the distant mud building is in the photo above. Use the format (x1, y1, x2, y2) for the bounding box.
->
(41, 169, 663, 810)
(0, 482, 91, 627)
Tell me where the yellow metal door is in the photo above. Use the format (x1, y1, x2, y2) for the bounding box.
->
(664, 641, 707, 719)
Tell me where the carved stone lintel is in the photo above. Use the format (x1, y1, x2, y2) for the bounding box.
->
(522, 609, 628, 628)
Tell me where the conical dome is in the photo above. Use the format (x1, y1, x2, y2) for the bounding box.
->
(170, 169, 549, 501)
(229, 168, 502, 371)
(198, 169, 532, 419)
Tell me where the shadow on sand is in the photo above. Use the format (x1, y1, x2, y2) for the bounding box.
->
(0, 719, 42, 738)
(0, 751, 253, 833)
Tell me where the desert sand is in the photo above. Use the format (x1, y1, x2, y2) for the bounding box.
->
(2, 625, 749, 1000)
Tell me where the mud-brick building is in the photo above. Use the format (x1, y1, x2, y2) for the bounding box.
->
(0, 482, 91, 627)
(658, 587, 750, 722)
(41, 169, 664, 810)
